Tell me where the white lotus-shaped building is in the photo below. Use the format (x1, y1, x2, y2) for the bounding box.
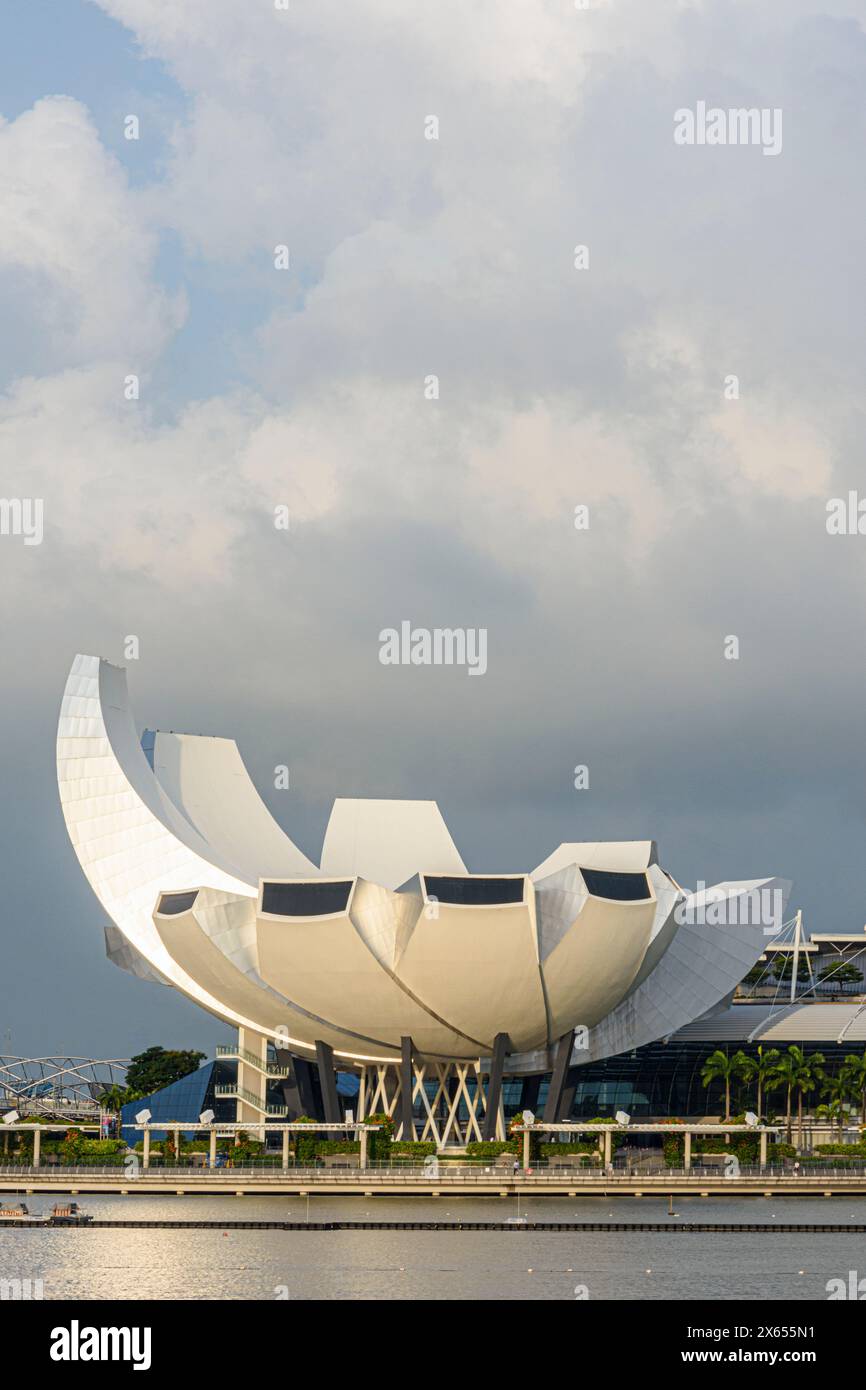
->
(56, 654, 789, 1139)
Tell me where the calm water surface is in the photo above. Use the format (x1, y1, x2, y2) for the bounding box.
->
(2, 1193, 865, 1300)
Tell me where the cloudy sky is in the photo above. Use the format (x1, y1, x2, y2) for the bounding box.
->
(2, 0, 866, 1060)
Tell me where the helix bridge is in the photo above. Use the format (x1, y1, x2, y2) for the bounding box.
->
(0, 1057, 129, 1120)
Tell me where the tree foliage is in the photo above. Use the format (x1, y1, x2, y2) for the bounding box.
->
(125, 1046, 206, 1097)
(772, 955, 811, 982)
(818, 962, 863, 992)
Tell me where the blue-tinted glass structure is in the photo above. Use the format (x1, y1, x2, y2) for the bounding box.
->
(120, 1061, 230, 1142)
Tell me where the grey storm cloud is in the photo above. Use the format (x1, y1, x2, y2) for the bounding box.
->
(1, 0, 866, 1055)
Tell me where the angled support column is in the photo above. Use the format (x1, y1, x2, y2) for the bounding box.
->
(278, 1051, 320, 1120)
(559, 1067, 578, 1123)
(543, 1030, 575, 1123)
(482, 1033, 509, 1140)
(399, 1037, 415, 1141)
(519, 1075, 541, 1115)
(315, 1040, 341, 1124)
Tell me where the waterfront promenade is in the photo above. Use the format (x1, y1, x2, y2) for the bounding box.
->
(5, 1165, 866, 1197)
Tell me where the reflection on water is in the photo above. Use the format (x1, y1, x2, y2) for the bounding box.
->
(0, 1193, 865, 1300)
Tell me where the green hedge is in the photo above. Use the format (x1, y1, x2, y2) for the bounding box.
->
(2, 1155, 127, 1168)
(6, 1135, 128, 1164)
(465, 1141, 519, 1158)
(663, 1136, 797, 1167)
(802, 1153, 864, 1165)
(539, 1142, 599, 1156)
(38, 1139, 126, 1155)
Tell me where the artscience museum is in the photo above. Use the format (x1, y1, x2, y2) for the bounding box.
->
(56, 654, 790, 1145)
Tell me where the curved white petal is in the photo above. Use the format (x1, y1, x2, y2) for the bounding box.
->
(103, 922, 169, 985)
(578, 877, 792, 1063)
(321, 798, 465, 889)
(57, 655, 254, 1010)
(153, 887, 397, 1057)
(57, 655, 412, 1063)
(395, 875, 548, 1052)
(255, 877, 483, 1057)
(536, 866, 658, 1035)
(532, 840, 656, 880)
(146, 730, 318, 880)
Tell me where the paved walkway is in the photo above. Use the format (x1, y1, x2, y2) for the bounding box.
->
(3, 1166, 866, 1196)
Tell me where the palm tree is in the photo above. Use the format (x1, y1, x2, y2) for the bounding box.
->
(841, 1051, 866, 1127)
(793, 1051, 824, 1149)
(820, 1071, 854, 1141)
(816, 1101, 846, 1141)
(740, 1046, 780, 1120)
(97, 1085, 128, 1115)
(769, 1046, 824, 1147)
(700, 1049, 750, 1121)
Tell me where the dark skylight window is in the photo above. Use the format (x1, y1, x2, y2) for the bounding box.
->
(261, 881, 353, 916)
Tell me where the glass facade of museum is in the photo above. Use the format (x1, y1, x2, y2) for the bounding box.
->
(120, 1061, 235, 1142)
(510, 1039, 863, 1121)
(120, 1034, 861, 1140)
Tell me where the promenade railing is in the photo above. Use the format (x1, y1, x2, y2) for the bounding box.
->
(4, 1163, 866, 1182)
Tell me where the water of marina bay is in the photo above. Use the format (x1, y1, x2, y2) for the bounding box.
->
(2, 1193, 866, 1300)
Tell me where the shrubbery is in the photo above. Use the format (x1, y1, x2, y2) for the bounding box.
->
(363, 1112, 394, 1162)
(662, 1134, 797, 1167)
(4, 1132, 129, 1167)
(390, 1141, 437, 1158)
(539, 1141, 599, 1156)
(815, 1142, 866, 1155)
(287, 1113, 397, 1162)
